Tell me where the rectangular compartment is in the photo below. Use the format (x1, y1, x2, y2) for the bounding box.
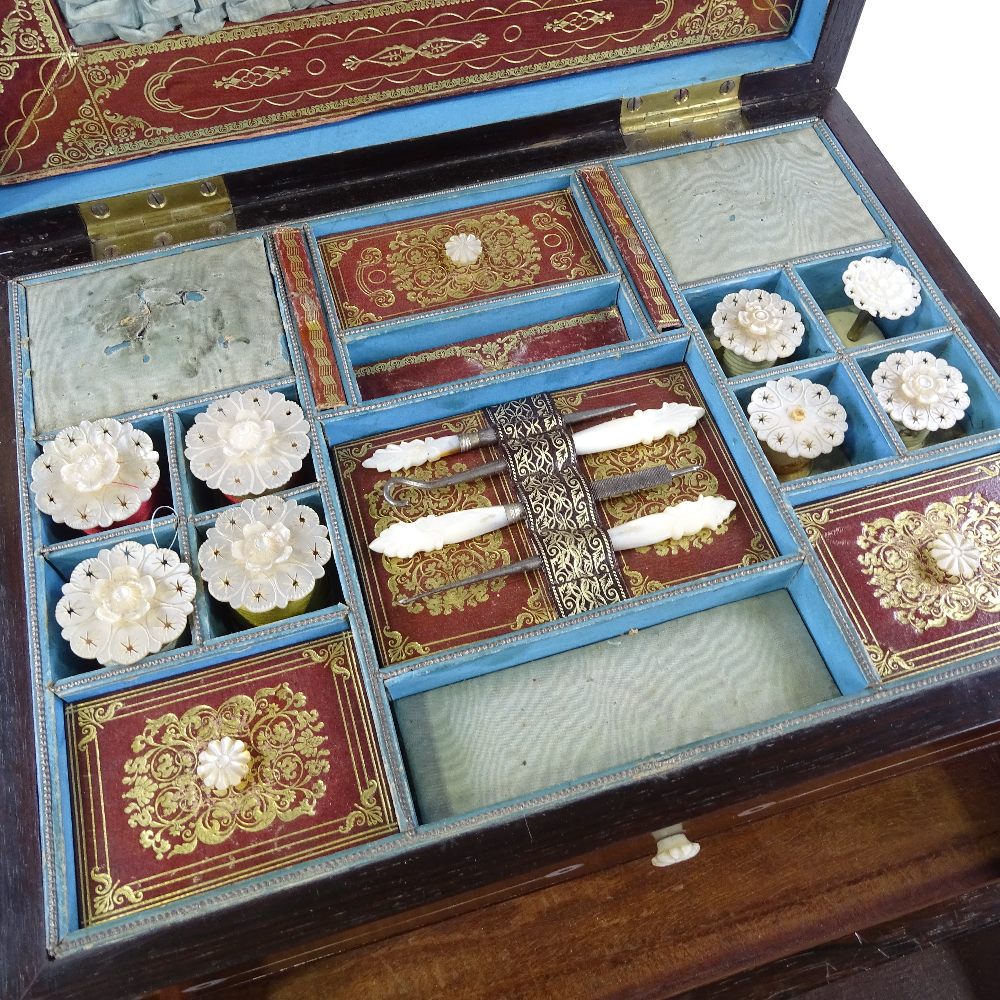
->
(797, 453, 1000, 681)
(63, 632, 398, 927)
(331, 360, 787, 687)
(315, 188, 608, 331)
(348, 281, 647, 401)
(394, 586, 845, 824)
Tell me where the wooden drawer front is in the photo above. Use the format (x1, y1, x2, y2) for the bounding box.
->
(317, 191, 604, 329)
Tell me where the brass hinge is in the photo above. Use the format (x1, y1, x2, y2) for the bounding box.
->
(79, 177, 236, 260)
(620, 77, 745, 151)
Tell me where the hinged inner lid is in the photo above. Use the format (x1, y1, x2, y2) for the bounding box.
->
(1, 0, 837, 215)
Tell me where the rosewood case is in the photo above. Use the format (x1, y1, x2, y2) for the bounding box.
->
(3, 2, 1000, 997)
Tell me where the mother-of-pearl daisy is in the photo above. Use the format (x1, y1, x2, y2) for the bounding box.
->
(198, 497, 332, 623)
(30, 418, 160, 532)
(711, 289, 805, 376)
(929, 529, 982, 581)
(56, 541, 195, 666)
(197, 736, 252, 792)
(747, 376, 848, 479)
(184, 390, 311, 498)
(444, 232, 483, 266)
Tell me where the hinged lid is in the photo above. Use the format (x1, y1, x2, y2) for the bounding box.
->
(620, 77, 746, 150)
(1, 0, 846, 217)
(79, 177, 235, 259)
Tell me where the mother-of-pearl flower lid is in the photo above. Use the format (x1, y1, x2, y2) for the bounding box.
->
(30, 418, 160, 530)
(842, 256, 922, 320)
(711, 288, 805, 363)
(871, 350, 970, 431)
(747, 376, 849, 459)
(56, 540, 196, 666)
(198, 497, 332, 614)
(184, 390, 311, 496)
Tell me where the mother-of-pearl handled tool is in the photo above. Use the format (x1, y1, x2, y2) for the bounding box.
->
(363, 404, 630, 473)
(381, 402, 706, 508)
(371, 464, 702, 558)
(394, 495, 736, 606)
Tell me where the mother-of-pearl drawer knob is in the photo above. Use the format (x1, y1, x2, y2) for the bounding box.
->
(651, 832, 701, 868)
(198, 736, 251, 791)
(929, 529, 983, 580)
(444, 232, 483, 266)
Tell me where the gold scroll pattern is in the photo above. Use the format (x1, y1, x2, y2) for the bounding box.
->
(666, 0, 759, 41)
(90, 865, 143, 917)
(122, 682, 331, 861)
(857, 492, 1000, 634)
(343, 32, 489, 71)
(546, 10, 616, 33)
(386, 210, 542, 309)
(45, 59, 174, 171)
(355, 309, 619, 379)
(214, 65, 290, 90)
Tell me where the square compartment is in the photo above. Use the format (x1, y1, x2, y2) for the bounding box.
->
(796, 247, 948, 347)
(40, 524, 194, 682)
(733, 361, 897, 483)
(175, 384, 316, 515)
(192, 491, 344, 641)
(28, 413, 174, 548)
(685, 269, 835, 376)
(22, 239, 293, 434)
(618, 127, 885, 286)
(855, 333, 1000, 449)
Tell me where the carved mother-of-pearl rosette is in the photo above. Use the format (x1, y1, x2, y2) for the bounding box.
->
(197, 736, 252, 792)
(841, 256, 922, 344)
(56, 541, 196, 666)
(871, 350, 970, 449)
(747, 376, 848, 480)
(30, 418, 161, 534)
(184, 390, 311, 500)
(929, 529, 983, 581)
(198, 497, 332, 627)
(711, 289, 805, 377)
(444, 232, 483, 266)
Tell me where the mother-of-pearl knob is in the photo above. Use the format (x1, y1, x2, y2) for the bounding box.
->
(198, 736, 251, 791)
(929, 529, 982, 580)
(444, 232, 483, 266)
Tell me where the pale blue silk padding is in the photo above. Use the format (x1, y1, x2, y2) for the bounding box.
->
(395, 590, 840, 823)
(24, 238, 292, 433)
(57, 0, 344, 43)
(621, 128, 885, 285)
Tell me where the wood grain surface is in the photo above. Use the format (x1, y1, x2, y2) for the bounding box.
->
(177, 745, 1000, 1000)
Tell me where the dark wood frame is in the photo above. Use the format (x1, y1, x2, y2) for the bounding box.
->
(5, 3, 1000, 995)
